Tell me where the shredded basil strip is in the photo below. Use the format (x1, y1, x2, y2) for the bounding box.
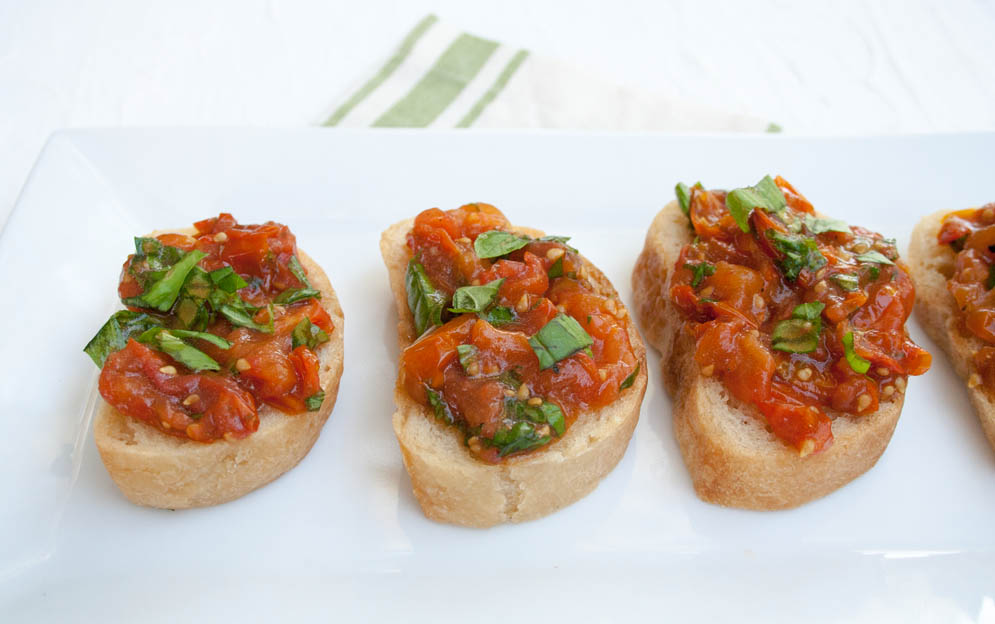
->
(482, 306, 514, 326)
(771, 301, 825, 354)
(804, 215, 850, 235)
(456, 344, 479, 373)
(528, 313, 595, 370)
(405, 258, 447, 336)
(537, 235, 578, 254)
(168, 329, 232, 349)
(449, 278, 504, 314)
(127, 249, 207, 312)
(676, 182, 692, 215)
(208, 266, 248, 293)
(274, 288, 322, 305)
(685, 262, 715, 288)
(291, 318, 329, 350)
(855, 250, 895, 265)
(84, 311, 163, 367)
(288, 255, 311, 288)
(139, 328, 221, 372)
(305, 391, 325, 411)
(725, 175, 787, 233)
(842, 331, 871, 374)
(220, 303, 274, 333)
(768, 230, 827, 281)
(425, 385, 454, 425)
(832, 273, 860, 292)
(474, 230, 531, 258)
(506, 397, 566, 437)
(620, 364, 640, 390)
(548, 256, 564, 278)
(490, 421, 550, 457)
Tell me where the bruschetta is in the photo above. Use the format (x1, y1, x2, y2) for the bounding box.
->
(381, 203, 647, 527)
(84, 214, 344, 509)
(632, 176, 930, 509)
(908, 204, 995, 451)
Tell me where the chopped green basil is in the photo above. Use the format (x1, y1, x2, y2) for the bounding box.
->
(804, 215, 850, 235)
(274, 288, 322, 305)
(84, 310, 163, 367)
(125, 249, 207, 312)
(528, 313, 594, 370)
(305, 391, 325, 411)
(482, 306, 514, 326)
(140, 329, 221, 372)
(866, 265, 881, 281)
(474, 230, 531, 259)
(620, 364, 640, 390)
(548, 255, 564, 278)
(220, 303, 274, 333)
(133, 236, 185, 271)
(425, 385, 454, 425)
(291, 318, 329, 350)
(831, 273, 860, 292)
(506, 397, 566, 437)
(490, 421, 550, 457)
(405, 258, 447, 335)
(208, 266, 248, 293)
(456, 344, 478, 373)
(771, 302, 824, 354)
(842, 331, 871, 374)
(168, 329, 232, 349)
(855, 250, 895, 265)
(288, 255, 311, 288)
(676, 182, 692, 215)
(768, 230, 827, 281)
(537, 235, 577, 254)
(684, 262, 716, 288)
(449, 278, 504, 314)
(725, 175, 787, 233)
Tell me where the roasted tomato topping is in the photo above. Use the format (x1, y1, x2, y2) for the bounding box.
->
(88, 214, 333, 443)
(671, 177, 930, 455)
(938, 203, 995, 389)
(399, 203, 639, 463)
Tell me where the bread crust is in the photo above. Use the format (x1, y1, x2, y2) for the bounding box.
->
(907, 209, 995, 452)
(381, 218, 647, 527)
(94, 243, 344, 509)
(632, 201, 906, 510)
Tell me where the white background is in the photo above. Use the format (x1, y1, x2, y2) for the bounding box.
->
(2, 0, 995, 229)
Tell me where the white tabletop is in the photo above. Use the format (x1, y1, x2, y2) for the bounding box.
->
(2, 0, 994, 226)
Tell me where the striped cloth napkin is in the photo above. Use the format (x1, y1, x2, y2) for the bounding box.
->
(321, 14, 776, 132)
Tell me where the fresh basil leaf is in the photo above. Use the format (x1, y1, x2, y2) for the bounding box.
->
(676, 182, 692, 216)
(537, 235, 578, 254)
(725, 175, 787, 233)
(456, 344, 478, 373)
(620, 364, 640, 390)
(425, 385, 454, 425)
(274, 288, 322, 305)
(142, 329, 221, 372)
(482, 306, 514, 326)
(84, 311, 163, 367)
(507, 397, 566, 437)
(842, 331, 871, 374)
(168, 329, 232, 349)
(768, 230, 827, 281)
(126, 249, 207, 312)
(474, 230, 531, 259)
(528, 313, 595, 370)
(405, 259, 447, 336)
(804, 215, 850, 235)
(220, 303, 274, 333)
(490, 421, 550, 457)
(831, 273, 860, 292)
(292, 317, 329, 350)
(548, 256, 564, 278)
(288, 255, 311, 288)
(771, 302, 824, 354)
(866, 265, 881, 281)
(684, 262, 715, 288)
(449, 278, 504, 314)
(305, 391, 325, 411)
(208, 266, 248, 293)
(855, 250, 895, 265)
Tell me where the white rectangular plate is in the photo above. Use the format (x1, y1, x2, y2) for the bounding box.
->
(2, 129, 994, 622)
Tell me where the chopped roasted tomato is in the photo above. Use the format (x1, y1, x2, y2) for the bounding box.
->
(671, 177, 930, 454)
(399, 204, 639, 463)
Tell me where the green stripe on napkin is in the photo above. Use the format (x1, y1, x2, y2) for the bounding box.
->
(457, 50, 530, 128)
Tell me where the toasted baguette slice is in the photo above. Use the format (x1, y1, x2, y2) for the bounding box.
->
(381, 218, 647, 528)
(907, 209, 995, 451)
(94, 245, 344, 509)
(632, 201, 906, 510)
